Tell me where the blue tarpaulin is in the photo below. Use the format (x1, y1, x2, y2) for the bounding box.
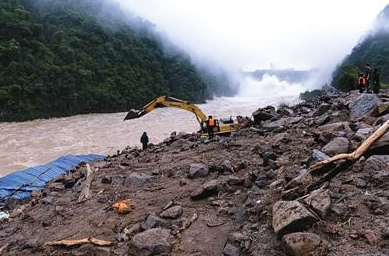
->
(0, 154, 105, 204)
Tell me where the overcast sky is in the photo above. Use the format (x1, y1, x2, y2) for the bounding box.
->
(115, 0, 388, 71)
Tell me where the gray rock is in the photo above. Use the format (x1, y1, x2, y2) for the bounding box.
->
(356, 179, 367, 188)
(313, 103, 331, 117)
(263, 117, 302, 129)
(349, 93, 382, 121)
(272, 201, 317, 236)
(124, 172, 154, 187)
(170, 139, 185, 148)
(285, 169, 313, 190)
(377, 103, 389, 116)
(141, 214, 166, 230)
(223, 243, 241, 256)
(354, 127, 374, 141)
(226, 175, 245, 186)
(331, 203, 347, 216)
(263, 151, 277, 166)
(160, 206, 183, 219)
(222, 160, 234, 173)
(273, 132, 290, 144)
(111, 175, 125, 185)
(188, 163, 209, 179)
(363, 155, 389, 185)
(228, 232, 248, 243)
(283, 232, 327, 256)
(116, 223, 141, 242)
(314, 114, 330, 125)
(307, 149, 330, 166)
(304, 189, 331, 218)
(318, 122, 352, 133)
(41, 196, 54, 205)
(22, 238, 41, 249)
(190, 180, 218, 200)
(321, 137, 350, 156)
(130, 228, 175, 256)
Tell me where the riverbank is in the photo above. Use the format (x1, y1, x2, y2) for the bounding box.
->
(1, 89, 389, 255)
(0, 94, 300, 176)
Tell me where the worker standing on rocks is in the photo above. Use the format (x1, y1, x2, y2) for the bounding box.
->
(364, 63, 372, 92)
(140, 132, 149, 150)
(358, 73, 367, 93)
(206, 115, 216, 139)
(372, 68, 380, 94)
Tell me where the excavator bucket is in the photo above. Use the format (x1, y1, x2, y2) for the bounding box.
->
(123, 109, 140, 121)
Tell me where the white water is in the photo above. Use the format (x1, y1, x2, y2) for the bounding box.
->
(0, 75, 306, 176)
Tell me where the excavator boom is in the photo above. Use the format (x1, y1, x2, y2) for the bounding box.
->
(124, 96, 207, 124)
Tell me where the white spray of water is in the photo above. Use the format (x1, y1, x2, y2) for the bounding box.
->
(238, 75, 308, 98)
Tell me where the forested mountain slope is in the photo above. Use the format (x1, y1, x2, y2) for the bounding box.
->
(332, 4, 389, 91)
(0, 0, 228, 121)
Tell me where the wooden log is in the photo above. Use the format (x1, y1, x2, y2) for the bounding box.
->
(310, 119, 389, 173)
(44, 237, 112, 247)
(78, 164, 93, 203)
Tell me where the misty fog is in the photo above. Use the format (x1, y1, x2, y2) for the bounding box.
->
(114, 0, 388, 96)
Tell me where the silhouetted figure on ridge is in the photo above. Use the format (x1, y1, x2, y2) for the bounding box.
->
(140, 132, 149, 150)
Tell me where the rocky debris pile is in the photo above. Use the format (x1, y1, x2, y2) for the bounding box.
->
(1, 90, 389, 256)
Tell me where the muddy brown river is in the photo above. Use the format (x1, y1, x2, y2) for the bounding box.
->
(0, 77, 305, 176)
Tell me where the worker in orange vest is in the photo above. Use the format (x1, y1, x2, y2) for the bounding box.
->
(358, 73, 367, 93)
(206, 115, 216, 139)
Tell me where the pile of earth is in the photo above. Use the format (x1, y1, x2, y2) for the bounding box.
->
(1, 89, 389, 256)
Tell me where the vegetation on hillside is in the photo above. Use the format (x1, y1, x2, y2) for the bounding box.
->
(332, 4, 389, 91)
(0, 0, 229, 122)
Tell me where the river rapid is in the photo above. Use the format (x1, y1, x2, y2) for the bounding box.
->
(0, 76, 307, 176)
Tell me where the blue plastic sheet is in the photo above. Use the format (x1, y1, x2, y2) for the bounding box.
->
(0, 154, 104, 203)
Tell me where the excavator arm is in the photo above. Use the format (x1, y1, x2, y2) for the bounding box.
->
(124, 96, 207, 124)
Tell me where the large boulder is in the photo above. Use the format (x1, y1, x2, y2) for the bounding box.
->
(362, 155, 389, 186)
(188, 163, 209, 179)
(348, 94, 382, 121)
(304, 189, 331, 218)
(321, 137, 350, 156)
(282, 232, 327, 256)
(252, 106, 277, 124)
(312, 103, 331, 117)
(129, 228, 175, 256)
(272, 201, 317, 236)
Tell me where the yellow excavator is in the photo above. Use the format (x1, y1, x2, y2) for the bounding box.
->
(124, 96, 239, 136)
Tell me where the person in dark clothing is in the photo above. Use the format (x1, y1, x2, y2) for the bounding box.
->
(358, 73, 366, 93)
(206, 115, 216, 139)
(372, 68, 380, 94)
(140, 132, 149, 150)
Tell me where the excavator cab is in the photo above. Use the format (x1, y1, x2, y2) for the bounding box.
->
(124, 96, 239, 136)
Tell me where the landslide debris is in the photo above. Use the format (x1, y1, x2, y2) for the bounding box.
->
(1, 90, 389, 256)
